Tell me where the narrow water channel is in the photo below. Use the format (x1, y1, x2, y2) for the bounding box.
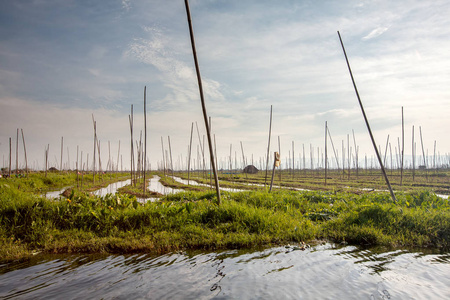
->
(1, 243, 449, 299)
(171, 176, 245, 192)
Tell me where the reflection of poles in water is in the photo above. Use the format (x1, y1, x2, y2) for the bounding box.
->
(210, 259, 226, 294)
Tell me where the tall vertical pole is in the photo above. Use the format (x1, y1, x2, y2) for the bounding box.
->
(16, 129, 19, 174)
(325, 121, 327, 185)
(400, 107, 404, 185)
(60, 136, 63, 172)
(143, 86, 147, 195)
(412, 126, 415, 181)
(184, 0, 221, 204)
(338, 31, 397, 203)
(9, 138, 12, 177)
(92, 115, 96, 184)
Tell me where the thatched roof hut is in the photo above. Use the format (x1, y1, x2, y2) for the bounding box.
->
(243, 165, 258, 174)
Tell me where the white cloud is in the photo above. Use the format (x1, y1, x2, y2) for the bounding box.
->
(122, 0, 131, 11)
(362, 26, 389, 40)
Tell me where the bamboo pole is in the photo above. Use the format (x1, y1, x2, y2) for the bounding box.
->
(412, 125, 415, 181)
(9, 138, 11, 177)
(184, 0, 221, 204)
(342, 140, 345, 179)
(264, 105, 273, 187)
(240, 141, 247, 178)
(80, 150, 83, 189)
(97, 140, 103, 181)
(129, 105, 135, 186)
(278, 136, 282, 188)
(45, 144, 49, 177)
(76, 145, 79, 188)
(383, 135, 390, 166)
(419, 126, 428, 181)
(352, 129, 358, 177)
(15, 129, 18, 174)
(292, 141, 294, 178)
(389, 143, 393, 175)
(21, 129, 28, 175)
(92, 115, 97, 184)
(348, 134, 351, 180)
(161, 136, 166, 177)
(269, 152, 278, 192)
(229, 144, 232, 175)
(168, 136, 174, 179)
(143, 86, 147, 195)
(324, 121, 327, 185)
(188, 122, 194, 185)
(327, 126, 340, 170)
(60, 136, 63, 172)
(338, 31, 397, 203)
(401, 107, 404, 185)
(195, 122, 206, 179)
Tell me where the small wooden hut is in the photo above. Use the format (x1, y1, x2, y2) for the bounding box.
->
(243, 165, 258, 174)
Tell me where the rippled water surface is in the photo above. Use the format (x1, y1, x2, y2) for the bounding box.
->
(1, 244, 449, 299)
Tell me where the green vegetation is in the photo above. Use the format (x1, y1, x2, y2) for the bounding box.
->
(174, 168, 450, 195)
(1, 171, 131, 195)
(1, 172, 449, 262)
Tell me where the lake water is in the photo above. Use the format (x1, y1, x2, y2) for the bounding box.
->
(1, 243, 449, 299)
(44, 176, 182, 201)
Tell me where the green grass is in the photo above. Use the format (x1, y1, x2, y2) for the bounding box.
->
(2, 172, 450, 263)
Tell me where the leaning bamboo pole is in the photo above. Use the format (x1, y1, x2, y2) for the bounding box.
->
(240, 141, 247, 178)
(21, 129, 28, 175)
(327, 126, 340, 171)
(195, 122, 206, 179)
(338, 31, 397, 203)
(352, 129, 358, 177)
(264, 105, 273, 187)
(184, 0, 221, 204)
(116, 140, 121, 173)
(419, 126, 428, 181)
(188, 122, 194, 185)
(383, 135, 390, 167)
(168, 136, 174, 179)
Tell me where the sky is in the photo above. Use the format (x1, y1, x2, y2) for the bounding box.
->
(1, 0, 449, 171)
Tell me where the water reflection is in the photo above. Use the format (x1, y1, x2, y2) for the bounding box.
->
(171, 176, 245, 192)
(2, 244, 449, 299)
(148, 175, 182, 195)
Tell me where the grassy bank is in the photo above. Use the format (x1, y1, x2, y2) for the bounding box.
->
(1, 174, 449, 262)
(2, 171, 131, 195)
